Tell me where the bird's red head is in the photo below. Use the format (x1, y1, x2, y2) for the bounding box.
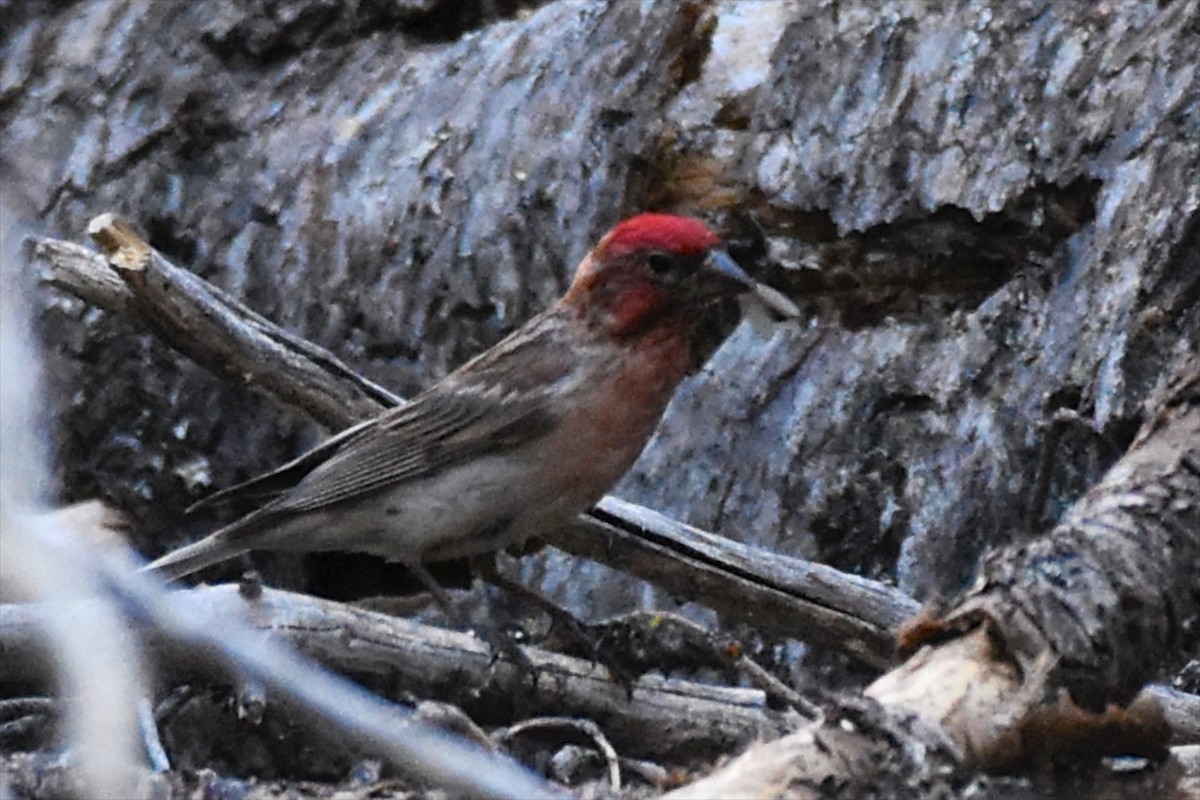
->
(593, 213, 721, 261)
(565, 213, 750, 339)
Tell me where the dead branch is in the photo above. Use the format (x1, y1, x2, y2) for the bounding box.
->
(664, 720, 893, 800)
(672, 356, 1200, 796)
(31, 238, 133, 315)
(0, 584, 781, 761)
(49, 215, 399, 431)
(576, 496, 917, 666)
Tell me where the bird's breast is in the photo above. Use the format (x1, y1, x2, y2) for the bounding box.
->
(316, 327, 693, 564)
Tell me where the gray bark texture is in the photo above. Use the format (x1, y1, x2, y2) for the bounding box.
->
(3, 0, 1198, 769)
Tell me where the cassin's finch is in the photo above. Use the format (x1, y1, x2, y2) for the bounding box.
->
(146, 213, 796, 581)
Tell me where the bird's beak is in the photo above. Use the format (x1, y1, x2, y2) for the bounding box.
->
(703, 249, 800, 319)
(703, 248, 755, 288)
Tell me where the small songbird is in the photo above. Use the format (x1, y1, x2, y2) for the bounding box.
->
(145, 213, 796, 582)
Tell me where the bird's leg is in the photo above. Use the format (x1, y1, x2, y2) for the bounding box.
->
(404, 562, 457, 613)
(405, 562, 536, 676)
(471, 554, 639, 692)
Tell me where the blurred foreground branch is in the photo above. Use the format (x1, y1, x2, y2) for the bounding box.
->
(0, 537, 563, 799)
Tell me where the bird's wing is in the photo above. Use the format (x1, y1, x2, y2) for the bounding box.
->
(195, 309, 581, 520)
(268, 388, 557, 513)
(186, 416, 379, 513)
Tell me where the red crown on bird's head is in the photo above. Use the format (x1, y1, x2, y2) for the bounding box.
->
(565, 213, 725, 310)
(594, 213, 721, 260)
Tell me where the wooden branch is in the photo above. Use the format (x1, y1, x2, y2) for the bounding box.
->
(663, 720, 897, 800)
(32, 238, 133, 315)
(32, 217, 917, 667)
(954, 362, 1199, 706)
(875, 362, 1200, 760)
(562, 497, 916, 666)
(0, 584, 780, 761)
(85, 214, 399, 430)
(665, 711, 1200, 800)
(1, 531, 560, 799)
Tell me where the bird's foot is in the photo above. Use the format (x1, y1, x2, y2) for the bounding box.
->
(476, 622, 538, 680)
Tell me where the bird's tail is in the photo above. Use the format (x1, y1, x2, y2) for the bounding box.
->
(142, 533, 247, 582)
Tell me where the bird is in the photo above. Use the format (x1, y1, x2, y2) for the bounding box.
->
(144, 213, 797, 585)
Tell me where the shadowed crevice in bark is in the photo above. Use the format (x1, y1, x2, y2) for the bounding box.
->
(743, 177, 1102, 329)
(198, 0, 554, 66)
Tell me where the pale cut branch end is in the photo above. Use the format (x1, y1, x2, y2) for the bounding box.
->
(86, 213, 149, 271)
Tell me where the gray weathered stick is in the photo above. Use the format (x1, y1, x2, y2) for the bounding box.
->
(90, 214, 399, 430)
(0, 584, 779, 760)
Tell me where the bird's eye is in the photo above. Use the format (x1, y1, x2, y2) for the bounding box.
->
(647, 252, 674, 274)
